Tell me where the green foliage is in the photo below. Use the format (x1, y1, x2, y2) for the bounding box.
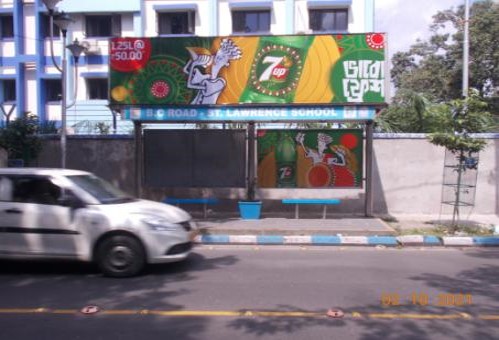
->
(390, 0, 499, 120)
(376, 91, 449, 133)
(0, 113, 42, 164)
(37, 120, 58, 134)
(429, 134, 486, 154)
(428, 91, 494, 153)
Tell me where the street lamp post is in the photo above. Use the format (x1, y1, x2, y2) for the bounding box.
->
(462, 0, 470, 98)
(42, 0, 85, 169)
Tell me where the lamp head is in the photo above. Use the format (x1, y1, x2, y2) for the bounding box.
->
(42, 0, 62, 13)
(54, 11, 73, 33)
(67, 38, 86, 62)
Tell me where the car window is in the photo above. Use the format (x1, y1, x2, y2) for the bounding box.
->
(8, 176, 62, 205)
(67, 174, 134, 204)
(0, 176, 14, 201)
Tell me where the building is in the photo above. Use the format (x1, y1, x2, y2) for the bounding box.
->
(0, 0, 374, 133)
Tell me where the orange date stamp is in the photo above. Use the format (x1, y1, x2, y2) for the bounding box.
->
(381, 292, 473, 307)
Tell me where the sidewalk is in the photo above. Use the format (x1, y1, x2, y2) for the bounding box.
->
(193, 213, 499, 247)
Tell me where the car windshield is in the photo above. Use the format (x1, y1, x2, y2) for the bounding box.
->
(67, 174, 135, 204)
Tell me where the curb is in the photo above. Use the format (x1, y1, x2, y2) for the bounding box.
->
(195, 235, 499, 247)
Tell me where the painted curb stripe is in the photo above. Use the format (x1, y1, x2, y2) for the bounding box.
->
(397, 235, 424, 244)
(257, 235, 284, 244)
(200, 235, 230, 244)
(283, 235, 312, 244)
(423, 236, 441, 244)
(229, 235, 257, 244)
(195, 235, 499, 246)
(311, 235, 342, 245)
(473, 237, 499, 245)
(340, 236, 368, 245)
(367, 236, 398, 245)
(442, 237, 474, 246)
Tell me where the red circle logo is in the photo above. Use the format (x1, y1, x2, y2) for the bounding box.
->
(366, 34, 385, 50)
(151, 80, 170, 98)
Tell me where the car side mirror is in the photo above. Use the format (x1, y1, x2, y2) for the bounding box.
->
(59, 195, 86, 209)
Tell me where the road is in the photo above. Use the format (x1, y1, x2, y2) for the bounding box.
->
(0, 246, 498, 340)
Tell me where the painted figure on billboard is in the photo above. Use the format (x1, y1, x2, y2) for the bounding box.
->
(183, 38, 242, 104)
(258, 130, 362, 188)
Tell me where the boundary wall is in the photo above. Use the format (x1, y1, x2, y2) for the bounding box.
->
(33, 134, 498, 216)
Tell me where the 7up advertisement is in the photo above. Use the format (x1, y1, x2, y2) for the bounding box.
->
(109, 34, 386, 106)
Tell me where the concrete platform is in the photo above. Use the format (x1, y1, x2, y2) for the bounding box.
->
(197, 217, 395, 236)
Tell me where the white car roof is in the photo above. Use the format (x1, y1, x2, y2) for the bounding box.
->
(0, 168, 92, 176)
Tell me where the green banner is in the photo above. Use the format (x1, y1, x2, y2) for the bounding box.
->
(110, 34, 386, 106)
(258, 129, 363, 188)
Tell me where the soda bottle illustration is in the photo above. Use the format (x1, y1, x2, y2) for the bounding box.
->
(240, 35, 315, 104)
(275, 133, 297, 187)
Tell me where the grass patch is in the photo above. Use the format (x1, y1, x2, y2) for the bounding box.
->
(397, 224, 495, 237)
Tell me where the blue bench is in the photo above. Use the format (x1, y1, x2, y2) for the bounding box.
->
(163, 198, 219, 218)
(282, 199, 341, 219)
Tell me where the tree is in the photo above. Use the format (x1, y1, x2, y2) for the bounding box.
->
(375, 90, 451, 133)
(390, 1, 499, 109)
(427, 90, 494, 228)
(0, 113, 43, 165)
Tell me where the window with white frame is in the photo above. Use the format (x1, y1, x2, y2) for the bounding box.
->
(2, 79, 15, 102)
(0, 15, 14, 39)
(45, 79, 62, 102)
(41, 13, 61, 38)
(85, 15, 121, 37)
(86, 78, 108, 100)
(232, 10, 270, 34)
(309, 8, 348, 32)
(157, 11, 195, 35)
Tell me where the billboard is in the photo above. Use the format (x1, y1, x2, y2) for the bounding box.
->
(110, 34, 386, 106)
(257, 129, 363, 188)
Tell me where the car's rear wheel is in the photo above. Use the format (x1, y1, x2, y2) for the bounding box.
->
(96, 235, 146, 277)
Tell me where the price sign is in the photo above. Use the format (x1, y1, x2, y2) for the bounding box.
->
(110, 38, 151, 72)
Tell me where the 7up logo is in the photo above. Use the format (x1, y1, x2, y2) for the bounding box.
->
(249, 44, 303, 97)
(259, 56, 289, 82)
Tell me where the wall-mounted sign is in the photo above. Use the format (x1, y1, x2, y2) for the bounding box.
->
(122, 106, 376, 122)
(258, 129, 363, 188)
(110, 34, 386, 106)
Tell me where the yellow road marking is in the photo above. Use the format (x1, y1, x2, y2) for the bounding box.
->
(368, 313, 468, 320)
(480, 315, 499, 320)
(52, 310, 77, 314)
(0, 308, 498, 321)
(0, 309, 42, 314)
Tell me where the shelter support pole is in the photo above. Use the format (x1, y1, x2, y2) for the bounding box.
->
(134, 121, 143, 198)
(365, 120, 374, 217)
(247, 122, 256, 200)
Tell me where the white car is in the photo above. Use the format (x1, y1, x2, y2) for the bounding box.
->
(0, 168, 197, 277)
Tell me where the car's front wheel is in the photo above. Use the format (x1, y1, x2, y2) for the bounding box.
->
(96, 235, 146, 277)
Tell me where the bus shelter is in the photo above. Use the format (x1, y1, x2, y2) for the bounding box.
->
(110, 33, 387, 217)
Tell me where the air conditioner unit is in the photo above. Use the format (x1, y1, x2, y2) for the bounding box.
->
(81, 40, 101, 55)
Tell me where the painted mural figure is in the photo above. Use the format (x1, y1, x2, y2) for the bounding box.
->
(295, 132, 346, 166)
(183, 38, 242, 104)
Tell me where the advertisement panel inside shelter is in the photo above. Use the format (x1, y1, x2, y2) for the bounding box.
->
(257, 129, 363, 188)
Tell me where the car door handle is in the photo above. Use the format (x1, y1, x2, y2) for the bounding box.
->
(5, 208, 22, 214)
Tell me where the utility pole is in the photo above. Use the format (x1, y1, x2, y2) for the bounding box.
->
(462, 0, 470, 97)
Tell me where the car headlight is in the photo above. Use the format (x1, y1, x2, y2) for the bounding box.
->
(142, 217, 182, 232)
